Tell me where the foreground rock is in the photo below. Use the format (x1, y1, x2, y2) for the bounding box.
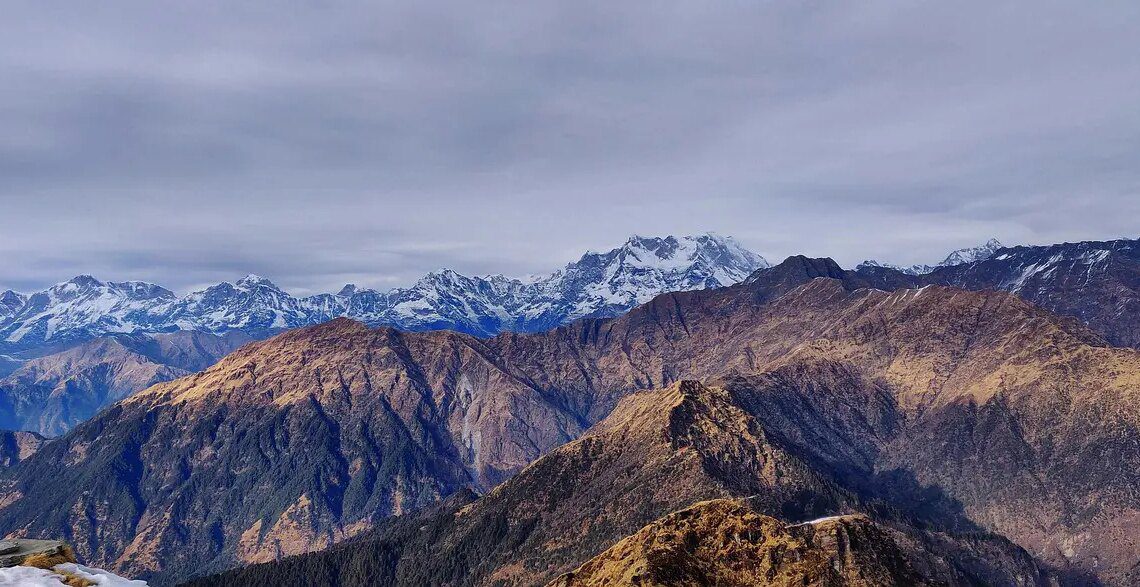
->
(552, 500, 929, 587)
(0, 538, 146, 586)
(0, 563, 145, 586)
(0, 539, 70, 568)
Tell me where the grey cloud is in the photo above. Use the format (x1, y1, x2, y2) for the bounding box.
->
(1, 1, 1138, 293)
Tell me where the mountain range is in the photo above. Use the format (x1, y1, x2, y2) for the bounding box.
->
(5, 234, 1138, 363)
(854, 237, 1140, 347)
(1, 234, 1139, 586)
(4, 255, 1140, 584)
(857, 238, 1006, 275)
(0, 234, 768, 355)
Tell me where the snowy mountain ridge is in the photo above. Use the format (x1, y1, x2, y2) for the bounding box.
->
(0, 234, 767, 352)
(857, 238, 1004, 275)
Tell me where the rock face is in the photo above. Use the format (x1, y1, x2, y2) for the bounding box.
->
(0, 538, 70, 568)
(0, 234, 767, 354)
(0, 330, 252, 436)
(2, 269, 1139, 583)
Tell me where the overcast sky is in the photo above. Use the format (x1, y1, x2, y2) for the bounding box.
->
(2, 2, 1138, 295)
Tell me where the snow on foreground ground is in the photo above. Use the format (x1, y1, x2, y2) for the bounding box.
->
(0, 563, 146, 586)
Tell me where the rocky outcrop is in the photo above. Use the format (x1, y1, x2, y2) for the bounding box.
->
(0, 538, 73, 568)
(551, 501, 930, 587)
(0, 539, 146, 585)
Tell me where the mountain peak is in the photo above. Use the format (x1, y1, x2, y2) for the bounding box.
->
(234, 274, 278, 288)
(610, 233, 768, 274)
(64, 274, 104, 288)
(857, 238, 1006, 276)
(750, 256, 844, 281)
(0, 290, 26, 305)
(936, 238, 1004, 267)
(0, 234, 769, 347)
(0, 290, 27, 321)
(109, 280, 177, 300)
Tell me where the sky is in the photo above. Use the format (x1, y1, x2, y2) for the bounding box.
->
(2, 2, 1138, 295)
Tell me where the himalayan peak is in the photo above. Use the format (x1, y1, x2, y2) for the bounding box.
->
(0, 234, 767, 352)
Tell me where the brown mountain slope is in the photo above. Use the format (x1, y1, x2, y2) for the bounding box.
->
(0, 430, 46, 467)
(551, 500, 929, 587)
(186, 380, 1043, 587)
(0, 319, 593, 581)
(3, 272, 1140, 583)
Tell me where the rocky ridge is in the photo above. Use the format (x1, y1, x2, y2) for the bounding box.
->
(0, 431, 46, 467)
(186, 379, 1045, 587)
(552, 501, 931, 587)
(854, 237, 1140, 347)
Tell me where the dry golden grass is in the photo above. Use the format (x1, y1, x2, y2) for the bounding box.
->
(50, 572, 96, 587)
(21, 544, 78, 569)
(21, 545, 96, 587)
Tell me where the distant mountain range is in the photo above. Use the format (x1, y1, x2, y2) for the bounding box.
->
(0, 330, 252, 436)
(0, 234, 768, 355)
(854, 237, 1140, 347)
(7, 233, 1134, 359)
(857, 238, 1005, 275)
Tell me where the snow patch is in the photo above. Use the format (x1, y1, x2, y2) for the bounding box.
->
(0, 564, 146, 586)
(790, 515, 847, 526)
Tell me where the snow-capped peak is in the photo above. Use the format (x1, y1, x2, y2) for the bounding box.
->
(857, 238, 1005, 276)
(855, 260, 934, 276)
(938, 238, 1004, 267)
(0, 290, 27, 320)
(546, 233, 768, 324)
(64, 274, 104, 288)
(0, 233, 769, 348)
(234, 274, 278, 288)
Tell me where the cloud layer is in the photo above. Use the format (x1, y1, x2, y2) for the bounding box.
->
(2, 2, 1138, 294)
